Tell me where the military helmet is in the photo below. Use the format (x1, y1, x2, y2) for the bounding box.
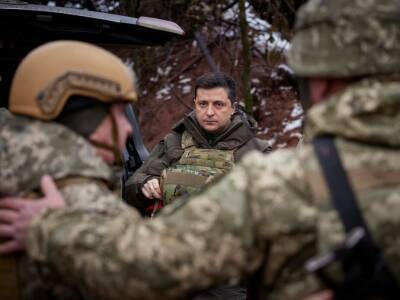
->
(9, 40, 138, 120)
(288, 0, 400, 78)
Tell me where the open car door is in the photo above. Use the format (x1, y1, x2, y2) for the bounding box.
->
(0, 0, 184, 197)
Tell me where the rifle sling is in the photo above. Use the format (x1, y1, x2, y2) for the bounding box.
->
(313, 136, 400, 297)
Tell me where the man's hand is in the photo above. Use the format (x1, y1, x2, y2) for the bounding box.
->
(141, 178, 162, 200)
(0, 175, 65, 254)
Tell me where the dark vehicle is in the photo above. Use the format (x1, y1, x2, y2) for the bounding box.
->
(0, 0, 184, 195)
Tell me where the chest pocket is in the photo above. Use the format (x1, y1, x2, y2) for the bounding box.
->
(160, 131, 234, 205)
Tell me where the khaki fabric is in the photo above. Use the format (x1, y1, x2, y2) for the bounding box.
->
(161, 131, 234, 205)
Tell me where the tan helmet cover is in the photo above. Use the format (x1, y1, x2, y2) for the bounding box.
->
(9, 40, 138, 120)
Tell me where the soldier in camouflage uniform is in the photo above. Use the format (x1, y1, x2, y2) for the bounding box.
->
(1, 0, 400, 299)
(0, 41, 137, 299)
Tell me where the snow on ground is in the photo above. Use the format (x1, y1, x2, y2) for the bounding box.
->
(157, 66, 172, 77)
(283, 118, 302, 133)
(179, 77, 192, 84)
(181, 85, 191, 95)
(276, 143, 287, 149)
(259, 127, 269, 134)
(280, 103, 304, 133)
(222, 2, 290, 53)
(277, 64, 294, 75)
(290, 103, 304, 118)
(156, 84, 173, 100)
(289, 132, 303, 140)
(178, 77, 192, 95)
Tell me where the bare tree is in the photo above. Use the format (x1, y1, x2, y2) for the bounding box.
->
(239, 0, 253, 115)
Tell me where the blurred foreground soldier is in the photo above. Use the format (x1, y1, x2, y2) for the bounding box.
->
(0, 41, 137, 299)
(2, 0, 400, 299)
(126, 71, 270, 215)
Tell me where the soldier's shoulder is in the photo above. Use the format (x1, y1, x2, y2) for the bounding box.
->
(240, 144, 317, 175)
(60, 180, 127, 216)
(0, 116, 112, 194)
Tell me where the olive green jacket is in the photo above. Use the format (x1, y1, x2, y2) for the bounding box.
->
(125, 110, 271, 212)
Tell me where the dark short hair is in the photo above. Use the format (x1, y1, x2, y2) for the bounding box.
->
(194, 72, 236, 104)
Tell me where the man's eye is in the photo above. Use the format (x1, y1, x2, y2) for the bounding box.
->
(198, 102, 208, 107)
(215, 102, 225, 108)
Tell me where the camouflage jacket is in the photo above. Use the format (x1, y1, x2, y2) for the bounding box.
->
(126, 110, 271, 212)
(27, 78, 400, 300)
(0, 110, 127, 300)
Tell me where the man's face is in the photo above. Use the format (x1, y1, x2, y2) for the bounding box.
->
(112, 103, 133, 154)
(194, 87, 234, 133)
(90, 103, 133, 164)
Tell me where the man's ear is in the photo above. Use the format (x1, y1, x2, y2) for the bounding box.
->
(310, 77, 329, 105)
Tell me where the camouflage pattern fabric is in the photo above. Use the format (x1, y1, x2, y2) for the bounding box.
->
(288, 0, 400, 77)
(26, 77, 400, 300)
(161, 131, 234, 205)
(0, 110, 129, 300)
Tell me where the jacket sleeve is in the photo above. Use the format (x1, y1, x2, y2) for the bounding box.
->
(28, 150, 319, 300)
(124, 133, 183, 212)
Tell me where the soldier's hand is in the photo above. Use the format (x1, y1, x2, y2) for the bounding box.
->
(142, 178, 162, 200)
(0, 175, 65, 254)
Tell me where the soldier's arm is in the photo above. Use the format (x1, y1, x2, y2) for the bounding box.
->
(27, 150, 319, 300)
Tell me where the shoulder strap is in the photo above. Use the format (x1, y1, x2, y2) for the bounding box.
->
(313, 136, 400, 298)
(312, 136, 372, 237)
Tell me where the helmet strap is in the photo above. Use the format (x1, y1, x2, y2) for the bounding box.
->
(90, 110, 123, 166)
(297, 78, 311, 112)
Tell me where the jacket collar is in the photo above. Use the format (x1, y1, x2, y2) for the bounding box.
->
(173, 110, 255, 149)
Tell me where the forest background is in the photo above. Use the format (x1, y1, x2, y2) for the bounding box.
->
(32, 0, 306, 149)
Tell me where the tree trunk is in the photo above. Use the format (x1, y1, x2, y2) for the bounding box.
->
(239, 0, 253, 115)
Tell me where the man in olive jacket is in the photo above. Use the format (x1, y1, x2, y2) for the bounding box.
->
(126, 72, 270, 214)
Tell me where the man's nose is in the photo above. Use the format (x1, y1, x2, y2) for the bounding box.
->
(122, 115, 134, 138)
(127, 122, 134, 137)
(206, 105, 215, 116)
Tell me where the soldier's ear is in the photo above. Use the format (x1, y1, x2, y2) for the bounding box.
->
(309, 77, 329, 105)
